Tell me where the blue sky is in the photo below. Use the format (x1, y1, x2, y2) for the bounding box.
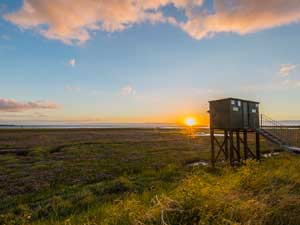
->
(1, 0, 300, 124)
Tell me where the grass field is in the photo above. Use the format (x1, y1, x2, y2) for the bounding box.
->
(0, 128, 290, 224)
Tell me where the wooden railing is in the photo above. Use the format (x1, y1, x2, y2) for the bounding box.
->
(260, 114, 300, 147)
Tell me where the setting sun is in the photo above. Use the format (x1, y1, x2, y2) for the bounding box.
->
(185, 117, 197, 127)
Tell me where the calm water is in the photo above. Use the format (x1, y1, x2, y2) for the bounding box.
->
(0, 121, 299, 129)
(0, 123, 201, 129)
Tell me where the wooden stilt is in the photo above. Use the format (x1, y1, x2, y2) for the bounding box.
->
(236, 131, 241, 162)
(224, 130, 229, 160)
(229, 131, 234, 166)
(211, 129, 215, 167)
(210, 129, 258, 166)
(243, 130, 248, 160)
(256, 131, 260, 161)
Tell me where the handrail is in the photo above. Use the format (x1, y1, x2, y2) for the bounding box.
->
(260, 114, 300, 148)
(260, 114, 284, 127)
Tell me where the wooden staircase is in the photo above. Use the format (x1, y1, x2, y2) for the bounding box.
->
(258, 114, 300, 153)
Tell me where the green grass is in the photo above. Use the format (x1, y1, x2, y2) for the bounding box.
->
(0, 128, 288, 224)
(43, 154, 300, 225)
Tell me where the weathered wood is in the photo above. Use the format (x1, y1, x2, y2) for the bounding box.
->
(236, 131, 241, 162)
(229, 131, 234, 166)
(243, 130, 248, 160)
(214, 136, 227, 160)
(239, 133, 256, 158)
(256, 131, 260, 160)
(210, 129, 215, 167)
(224, 130, 229, 160)
(210, 129, 260, 166)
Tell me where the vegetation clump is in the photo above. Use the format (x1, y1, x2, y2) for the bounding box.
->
(0, 129, 294, 224)
(62, 154, 300, 225)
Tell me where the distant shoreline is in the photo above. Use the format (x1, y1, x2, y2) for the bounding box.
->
(0, 120, 299, 130)
(0, 124, 209, 130)
(0, 120, 300, 130)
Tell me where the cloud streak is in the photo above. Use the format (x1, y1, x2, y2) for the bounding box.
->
(69, 58, 76, 67)
(64, 85, 80, 92)
(3, 0, 300, 44)
(281, 79, 300, 89)
(279, 64, 297, 77)
(3, 0, 202, 44)
(181, 0, 300, 40)
(120, 85, 136, 96)
(0, 98, 59, 112)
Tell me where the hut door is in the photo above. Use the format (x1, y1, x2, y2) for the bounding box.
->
(243, 102, 249, 128)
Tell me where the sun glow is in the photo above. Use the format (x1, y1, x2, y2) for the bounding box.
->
(185, 117, 197, 127)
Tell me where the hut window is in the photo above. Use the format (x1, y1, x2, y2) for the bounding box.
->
(237, 101, 241, 107)
(252, 109, 257, 113)
(233, 107, 239, 112)
(231, 100, 235, 105)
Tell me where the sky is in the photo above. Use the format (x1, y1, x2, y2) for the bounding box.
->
(0, 0, 300, 125)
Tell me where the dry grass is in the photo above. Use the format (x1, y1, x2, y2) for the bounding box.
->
(0, 128, 280, 224)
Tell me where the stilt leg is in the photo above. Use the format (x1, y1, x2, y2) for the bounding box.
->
(211, 129, 215, 167)
(229, 131, 234, 166)
(236, 131, 241, 163)
(224, 130, 228, 160)
(256, 131, 260, 161)
(243, 130, 248, 160)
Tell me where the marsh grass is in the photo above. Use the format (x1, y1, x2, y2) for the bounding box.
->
(56, 154, 300, 225)
(0, 128, 288, 224)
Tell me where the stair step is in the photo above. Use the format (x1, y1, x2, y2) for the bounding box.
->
(260, 115, 300, 154)
(286, 147, 300, 153)
(259, 130, 288, 146)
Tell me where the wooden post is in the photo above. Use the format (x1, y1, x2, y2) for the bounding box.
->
(224, 130, 229, 160)
(243, 130, 248, 160)
(211, 129, 215, 167)
(256, 131, 260, 161)
(229, 131, 234, 166)
(236, 131, 241, 162)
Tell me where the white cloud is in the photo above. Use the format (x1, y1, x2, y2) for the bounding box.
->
(64, 85, 80, 92)
(0, 98, 59, 112)
(120, 85, 136, 96)
(3, 0, 197, 44)
(69, 58, 76, 67)
(3, 0, 300, 44)
(279, 64, 297, 77)
(180, 0, 300, 40)
(282, 79, 300, 88)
